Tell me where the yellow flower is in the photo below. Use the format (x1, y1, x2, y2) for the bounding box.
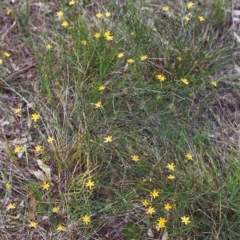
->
(42, 181, 50, 190)
(52, 207, 59, 213)
(47, 136, 54, 143)
(105, 12, 111, 17)
(35, 145, 42, 152)
(104, 31, 111, 37)
(150, 189, 159, 199)
(69, 0, 75, 5)
(142, 199, 149, 207)
(14, 108, 22, 115)
(156, 74, 166, 82)
(94, 101, 102, 109)
(167, 174, 175, 180)
(181, 216, 191, 225)
(6, 203, 16, 211)
(184, 16, 191, 22)
(198, 16, 205, 22)
(31, 113, 40, 122)
(105, 35, 113, 41)
(6, 182, 11, 190)
(56, 11, 64, 18)
(6, 9, 11, 15)
(157, 217, 167, 229)
(140, 55, 148, 61)
(181, 78, 189, 85)
(62, 21, 69, 28)
(86, 179, 95, 189)
(177, 56, 182, 61)
(82, 215, 91, 225)
(185, 153, 193, 160)
(167, 163, 175, 171)
(211, 81, 217, 87)
(187, 2, 194, 9)
(46, 44, 52, 50)
(96, 13, 103, 19)
(29, 221, 37, 228)
(127, 58, 134, 64)
(164, 203, 172, 211)
(94, 32, 101, 39)
(146, 206, 155, 215)
(3, 52, 10, 57)
(57, 224, 65, 232)
(98, 85, 106, 91)
(162, 6, 169, 12)
(14, 145, 22, 153)
(80, 40, 87, 45)
(104, 136, 112, 143)
(117, 52, 124, 58)
(131, 155, 139, 162)
(0, 59, 2, 65)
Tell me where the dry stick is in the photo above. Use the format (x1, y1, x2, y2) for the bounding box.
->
(0, 64, 35, 105)
(0, 21, 16, 44)
(1, 64, 35, 82)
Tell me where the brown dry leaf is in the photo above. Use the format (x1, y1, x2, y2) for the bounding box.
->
(28, 212, 36, 221)
(29, 194, 37, 210)
(28, 194, 37, 221)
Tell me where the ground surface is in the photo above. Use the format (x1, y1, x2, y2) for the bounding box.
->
(1, 0, 240, 239)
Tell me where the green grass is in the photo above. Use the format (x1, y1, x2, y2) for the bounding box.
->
(0, 0, 239, 239)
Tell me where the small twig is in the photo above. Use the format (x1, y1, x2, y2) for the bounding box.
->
(1, 64, 35, 83)
(0, 80, 30, 105)
(0, 64, 35, 105)
(0, 21, 17, 45)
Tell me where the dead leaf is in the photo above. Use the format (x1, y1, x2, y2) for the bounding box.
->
(19, 200, 25, 208)
(0, 119, 10, 127)
(147, 228, 154, 238)
(11, 138, 28, 145)
(42, 216, 49, 221)
(28, 212, 36, 221)
(37, 160, 51, 180)
(30, 169, 46, 181)
(29, 194, 37, 210)
(162, 230, 168, 240)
